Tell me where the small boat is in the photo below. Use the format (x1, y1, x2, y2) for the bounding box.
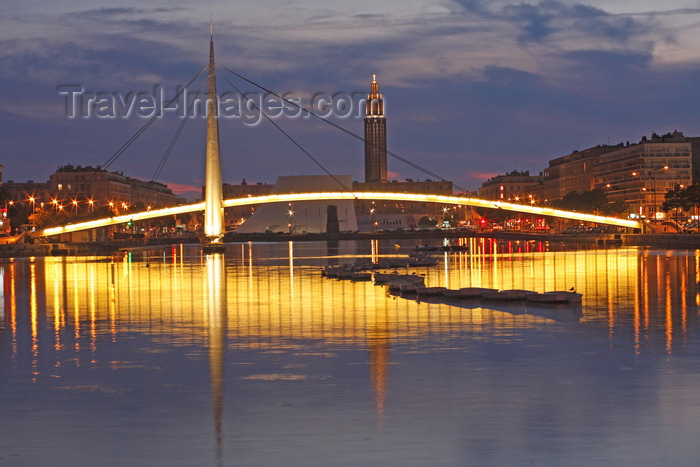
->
(415, 286, 447, 296)
(337, 270, 354, 279)
(350, 272, 372, 281)
(408, 257, 439, 267)
(526, 291, 583, 303)
(322, 266, 335, 277)
(414, 245, 440, 252)
(373, 272, 425, 285)
(399, 283, 418, 294)
(443, 287, 497, 298)
(480, 289, 536, 301)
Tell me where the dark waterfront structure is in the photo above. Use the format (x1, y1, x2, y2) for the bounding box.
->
(364, 74, 387, 183)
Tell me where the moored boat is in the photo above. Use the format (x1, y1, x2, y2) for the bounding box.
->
(415, 286, 447, 296)
(481, 289, 536, 301)
(350, 272, 372, 281)
(526, 291, 583, 303)
(373, 272, 425, 285)
(443, 287, 497, 298)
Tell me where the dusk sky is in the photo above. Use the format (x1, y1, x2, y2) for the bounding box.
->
(3, 1, 700, 199)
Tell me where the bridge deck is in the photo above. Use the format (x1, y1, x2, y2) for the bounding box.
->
(39, 192, 640, 237)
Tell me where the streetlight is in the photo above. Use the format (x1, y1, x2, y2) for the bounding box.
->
(287, 208, 294, 233)
(28, 196, 36, 212)
(72, 199, 79, 215)
(652, 165, 669, 220)
(631, 171, 642, 218)
(88, 199, 95, 212)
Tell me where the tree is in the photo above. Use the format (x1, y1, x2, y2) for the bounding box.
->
(28, 207, 55, 230)
(418, 216, 437, 228)
(663, 184, 700, 219)
(550, 188, 626, 215)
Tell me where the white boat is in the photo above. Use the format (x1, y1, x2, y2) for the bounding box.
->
(480, 289, 536, 301)
(373, 272, 425, 285)
(443, 287, 497, 298)
(415, 286, 447, 296)
(528, 291, 583, 303)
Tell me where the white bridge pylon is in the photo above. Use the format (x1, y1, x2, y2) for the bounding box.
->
(39, 192, 640, 237)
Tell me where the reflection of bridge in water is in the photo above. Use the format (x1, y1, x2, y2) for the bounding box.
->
(3, 243, 695, 450)
(4, 243, 694, 356)
(35, 30, 640, 239)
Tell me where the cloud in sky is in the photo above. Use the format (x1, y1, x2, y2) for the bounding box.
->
(3, 1, 700, 194)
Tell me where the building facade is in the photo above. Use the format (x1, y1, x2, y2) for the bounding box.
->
(3, 165, 177, 217)
(594, 132, 692, 219)
(478, 170, 544, 203)
(542, 145, 619, 201)
(364, 74, 387, 183)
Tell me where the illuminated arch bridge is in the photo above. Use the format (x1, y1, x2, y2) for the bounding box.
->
(39, 192, 640, 238)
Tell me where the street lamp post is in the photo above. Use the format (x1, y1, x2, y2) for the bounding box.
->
(652, 165, 669, 220)
(631, 171, 643, 219)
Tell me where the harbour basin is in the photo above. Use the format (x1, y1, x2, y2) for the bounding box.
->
(1, 238, 700, 466)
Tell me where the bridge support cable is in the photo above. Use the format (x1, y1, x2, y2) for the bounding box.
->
(99, 65, 209, 172)
(151, 76, 208, 182)
(216, 64, 468, 193)
(214, 70, 353, 193)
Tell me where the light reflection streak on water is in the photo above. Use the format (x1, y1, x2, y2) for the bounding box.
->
(288, 241, 294, 307)
(71, 262, 80, 354)
(0, 267, 4, 335)
(89, 262, 97, 353)
(666, 263, 673, 354)
(9, 262, 17, 360)
(206, 253, 226, 464)
(30, 261, 38, 382)
(51, 260, 61, 353)
(110, 262, 117, 340)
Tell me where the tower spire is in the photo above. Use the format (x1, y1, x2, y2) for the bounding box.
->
(364, 74, 387, 183)
(204, 23, 225, 241)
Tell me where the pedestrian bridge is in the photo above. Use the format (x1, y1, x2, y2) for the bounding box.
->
(38, 191, 640, 238)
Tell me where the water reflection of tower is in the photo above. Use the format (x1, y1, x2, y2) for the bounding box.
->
(364, 74, 387, 183)
(0, 267, 4, 330)
(206, 253, 227, 464)
(368, 309, 390, 426)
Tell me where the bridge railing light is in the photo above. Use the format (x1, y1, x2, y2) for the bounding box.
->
(38, 192, 640, 237)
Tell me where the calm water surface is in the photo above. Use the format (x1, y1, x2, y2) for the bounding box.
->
(1, 238, 700, 466)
